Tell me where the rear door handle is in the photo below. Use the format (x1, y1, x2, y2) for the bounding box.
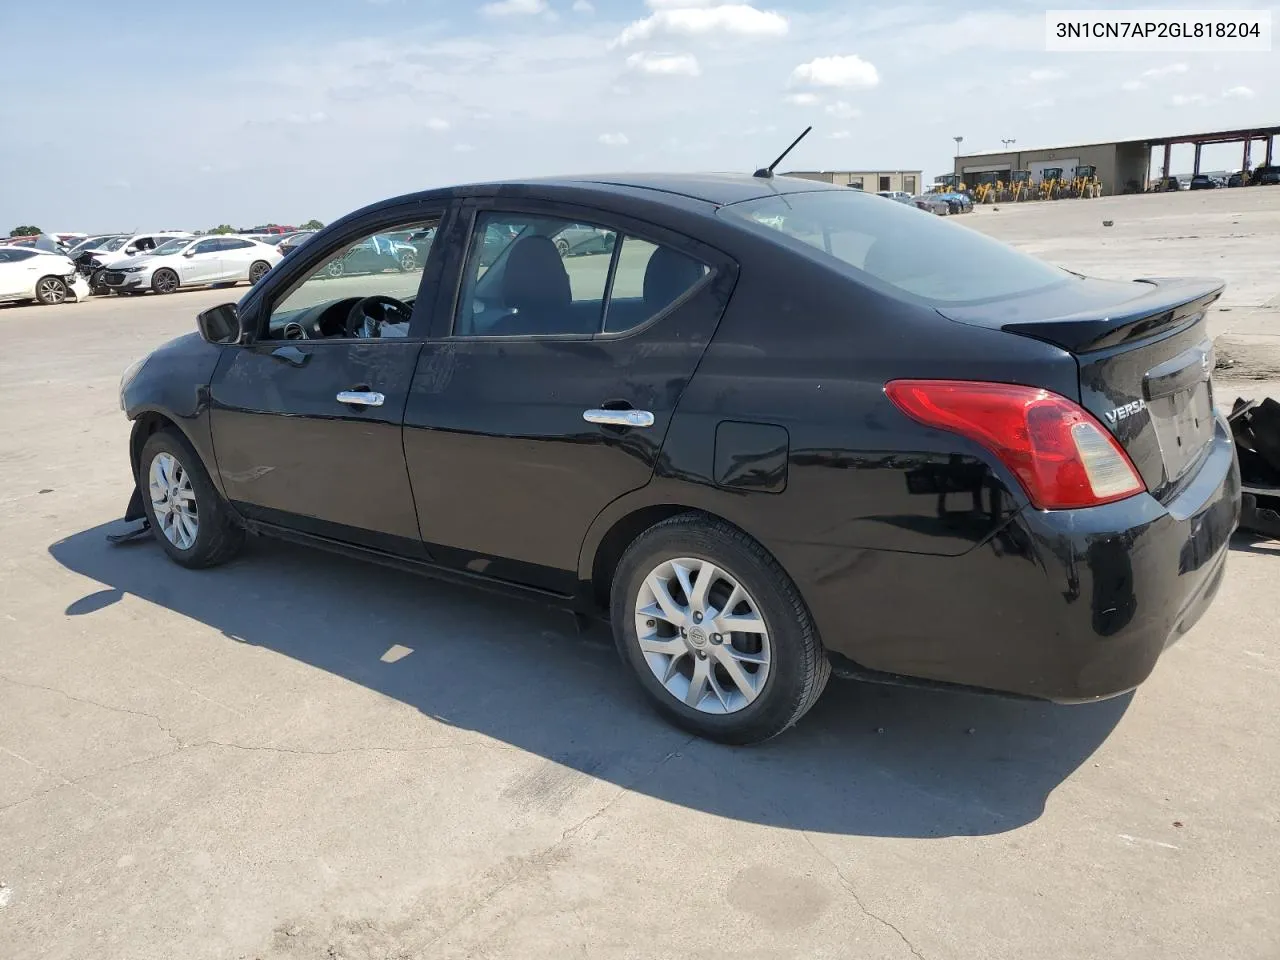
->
(337, 390, 385, 407)
(583, 408, 654, 428)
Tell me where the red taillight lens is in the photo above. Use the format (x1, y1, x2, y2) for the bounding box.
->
(884, 379, 1146, 509)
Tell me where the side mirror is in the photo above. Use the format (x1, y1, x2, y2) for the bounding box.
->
(182, 250, 196, 258)
(196, 303, 244, 345)
(124, 247, 137, 256)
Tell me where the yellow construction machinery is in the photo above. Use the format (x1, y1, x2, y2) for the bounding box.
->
(1065, 165, 1102, 198)
(1038, 167, 1066, 200)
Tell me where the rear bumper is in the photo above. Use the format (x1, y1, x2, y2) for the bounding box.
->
(800, 415, 1241, 701)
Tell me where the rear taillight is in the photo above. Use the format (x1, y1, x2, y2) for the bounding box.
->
(884, 379, 1145, 509)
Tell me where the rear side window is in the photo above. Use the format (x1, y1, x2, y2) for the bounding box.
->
(720, 190, 1070, 305)
(454, 212, 708, 338)
(0, 249, 36, 262)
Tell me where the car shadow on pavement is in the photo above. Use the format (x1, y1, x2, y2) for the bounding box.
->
(50, 522, 1133, 839)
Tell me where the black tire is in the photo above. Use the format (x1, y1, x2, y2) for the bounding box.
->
(90, 269, 108, 294)
(151, 268, 179, 294)
(610, 513, 831, 745)
(248, 260, 271, 284)
(34, 276, 68, 305)
(138, 428, 245, 569)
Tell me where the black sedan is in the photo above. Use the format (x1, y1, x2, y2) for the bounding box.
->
(116, 173, 1241, 744)
(1189, 174, 1218, 190)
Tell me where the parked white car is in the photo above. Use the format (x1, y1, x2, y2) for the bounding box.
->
(101, 235, 282, 295)
(877, 190, 914, 204)
(0, 247, 91, 305)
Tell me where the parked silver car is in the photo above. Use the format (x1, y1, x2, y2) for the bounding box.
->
(101, 235, 281, 295)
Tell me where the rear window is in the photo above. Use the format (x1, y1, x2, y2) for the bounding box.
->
(720, 189, 1071, 305)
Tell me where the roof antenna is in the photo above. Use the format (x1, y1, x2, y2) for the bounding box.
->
(753, 126, 812, 179)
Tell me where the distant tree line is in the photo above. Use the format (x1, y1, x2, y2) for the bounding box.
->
(8, 226, 41, 237)
(200, 219, 324, 235)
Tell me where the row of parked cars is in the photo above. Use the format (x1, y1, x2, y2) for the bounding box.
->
(0, 229, 321, 307)
(877, 189, 974, 216)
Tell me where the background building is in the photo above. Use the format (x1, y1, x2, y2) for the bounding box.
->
(783, 170, 924, 194)
(953, 125, 1279, 195)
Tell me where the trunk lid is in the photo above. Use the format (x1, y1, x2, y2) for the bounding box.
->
(939, 276, 1225, 503)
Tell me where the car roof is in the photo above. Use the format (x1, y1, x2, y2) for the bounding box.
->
(462, 172, 848, 207)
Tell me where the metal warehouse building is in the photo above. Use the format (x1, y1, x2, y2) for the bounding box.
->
(953, 124, 1279, 195)
(783, 170, 925, 194)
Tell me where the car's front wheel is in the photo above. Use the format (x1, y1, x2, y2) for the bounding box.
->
(151, 269, 179, 294)
(34, 276, 68, 305)
(139, 428, 245, 569)
(611, 514, 831, 745)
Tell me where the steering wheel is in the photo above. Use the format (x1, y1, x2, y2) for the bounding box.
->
(343, 295, 412, 339)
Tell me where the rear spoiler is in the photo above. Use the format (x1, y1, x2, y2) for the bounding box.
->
(999, 278, 1225, 354)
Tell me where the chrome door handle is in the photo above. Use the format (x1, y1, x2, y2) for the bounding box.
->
(336, 390, 385, 407)
(583, 408, 654, 428)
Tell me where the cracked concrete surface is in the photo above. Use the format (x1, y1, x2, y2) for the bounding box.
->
(2, 190, 1280, 960)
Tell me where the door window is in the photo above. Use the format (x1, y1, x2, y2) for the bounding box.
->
(221, 238, 254, 251)
(454, 211, 708, 338)
(266, 218, 439, 340)
(191, 239, 221, 255)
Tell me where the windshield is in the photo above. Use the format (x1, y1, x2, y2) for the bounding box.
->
(720, 189, 1071, 305)
(153, 238, 194, 255)
(67, 236, 117, 256)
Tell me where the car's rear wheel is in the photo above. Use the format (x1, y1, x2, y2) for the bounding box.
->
(139, 428, 245, 569)
(398, 251, 417, 272)
(326, 260, 345, 279)
(611, 513, 830, 745)
(34, 276, 68, 305)
(151, 269, 179, 294)
(248, 260, 271, 284)
(555, 237, 570, 257)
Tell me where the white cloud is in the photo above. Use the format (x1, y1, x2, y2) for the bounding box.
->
(828, 130, 852, 140)
(1170, 93, 1206, 106)
(454, 143, 475, 153)
(1121, 80, 1146, 92)
(625, 51, 701, 76)
(612, 4, 789, 48)
(1223, 85, 1255, 99)
(481, 0, 547, 16)
(1025, 68, 1066, 83)
(572, 0, 594, 11)
(1030, 98, 1054, 109)
(283, 110, 328, 125)
(599, 132, 629, 146)
(825, 100, 861, 119)
(646, 0, 716, 7)
(785, 92, 818, 105)
(1143, 62, 1188, 77)
(789, 55, 879, 89)
(425, 117, 451, 131)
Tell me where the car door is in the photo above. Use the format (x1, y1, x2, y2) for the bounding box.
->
(0, 250, 30, 297)
(208, 206, 448, 556)
(176, 238, 224, 285)
(402, 199, 737, 593)
(210, 238, 251, 281)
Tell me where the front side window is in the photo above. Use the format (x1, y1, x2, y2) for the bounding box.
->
(266, 217, 438, 340)
(154, 238, 195, 256)
(455, 212, 708, 337)
(721, 189, 1070, 305)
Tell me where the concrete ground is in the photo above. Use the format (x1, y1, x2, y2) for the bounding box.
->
(2, 190, 1279, 960)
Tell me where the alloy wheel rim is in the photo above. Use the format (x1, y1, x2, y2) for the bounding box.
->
(400, 253, 416, 270)
(38, 279, 66, 303)
(156, 272, 177, 292)
(634, 556, 771, 714)
(251, 263, 268, 282)
(149, 452, 198, 550)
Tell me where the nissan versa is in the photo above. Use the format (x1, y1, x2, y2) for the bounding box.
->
(115, 172, 1242, 744)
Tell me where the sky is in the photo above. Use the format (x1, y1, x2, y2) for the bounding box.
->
(1, 0, 1276, 232)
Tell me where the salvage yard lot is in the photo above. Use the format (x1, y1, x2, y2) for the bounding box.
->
(1, 188, 1278, 960)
